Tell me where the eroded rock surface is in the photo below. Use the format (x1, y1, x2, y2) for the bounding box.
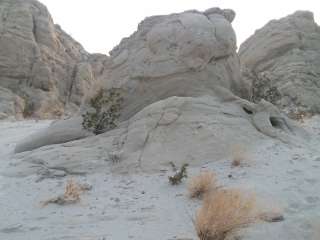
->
(0, 86, 24, 120)
(105, 8, 250, 120)
(1, 5, 320, 240)
(239, 11, 320, 116)
(14, 116, 92, 153)
(10, 95, 308, 176)
(11, 7, 310, 175)
(0, 0, 108, 119)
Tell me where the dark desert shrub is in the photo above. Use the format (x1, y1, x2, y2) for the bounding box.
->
(82, 88, 123, 134)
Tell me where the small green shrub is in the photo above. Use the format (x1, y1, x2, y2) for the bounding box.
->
(82, 88, 123, 135)
(169, 163, 189, 185)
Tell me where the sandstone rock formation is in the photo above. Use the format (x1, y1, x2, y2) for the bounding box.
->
(2, 5, 320, 240)
(11, 7, 310, 175)
(239, 11, 320, 117)
(13, 7, 254, 152)
(105, 8, 250, 120)
(14, 116, 92, 153)
(0, 86, 24, 119)
(11, 94, 308, 176)
(0, 0, 107, 119)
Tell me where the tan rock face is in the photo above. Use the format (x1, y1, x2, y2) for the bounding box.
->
(12, 95, 308, 175)
(239, 11, 320, 116)
(9, 6, 309, 176)
(0, 0, 108, 119)
(0, 87, 24, 120)
(105, 8, 250, 120)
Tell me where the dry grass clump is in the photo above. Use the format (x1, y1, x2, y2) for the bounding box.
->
(188, 171, 218, 199)
(42, 179, 91, 206)
(195, 189, 256, 240)
(231, 158, 241, 167)
(231, 144, 250, 167)
(288, 109, 313, 123)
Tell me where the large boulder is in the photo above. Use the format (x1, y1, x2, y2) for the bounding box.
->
(14, 116, 93, 153)
(9, 94, 308, 176)
(13, 7, 256, 154)
(0, 0, 107, 119)
(105, 8, 250, 120)
(10, 7, 309, 176)
(239, 11, 320, 117)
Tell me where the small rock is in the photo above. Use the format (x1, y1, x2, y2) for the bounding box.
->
(259, 212, 285, 223)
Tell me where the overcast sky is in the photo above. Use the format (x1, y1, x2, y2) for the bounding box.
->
(39, 0, 320, 54)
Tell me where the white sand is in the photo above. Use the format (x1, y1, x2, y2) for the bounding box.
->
(0, 117, 320, 240)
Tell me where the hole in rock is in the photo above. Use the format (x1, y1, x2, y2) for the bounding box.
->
(269, 116, 285, 129)
(243, 107, 253, 115)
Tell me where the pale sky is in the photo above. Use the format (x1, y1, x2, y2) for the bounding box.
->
(39, 0, 320, 54)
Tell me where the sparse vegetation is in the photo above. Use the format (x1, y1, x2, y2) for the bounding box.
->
(169, 161, 178, 172)
(250, 71, 282, 105)
(288, 109, 313, 123)
(23, 96, 35, 118)
(82, 88, 123, 135)
(42, 179, 91, 206)
(168, 163, 189, 185)
(188, 171, 218, 199)
(231, 158, 241, 167)
(231, 144, 250, 167)
(195, 189, 256, 240)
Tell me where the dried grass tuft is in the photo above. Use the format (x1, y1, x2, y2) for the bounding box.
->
(188, 171, 218, 199)
(231, 144, 250, 167)
(195, 189, 257, 240)
(288, 109, 313, 123)
(42, 179, 91, 206)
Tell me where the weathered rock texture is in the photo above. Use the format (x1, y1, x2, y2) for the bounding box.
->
(239, 11, 320, 116)
(11, 94, 308, 176)
(11, 7, 309, 175)
(0, 86, 24, 119)
(0, 0, 108, 119)
(14, 116, 92, 153)
(105, 8, 250, 120)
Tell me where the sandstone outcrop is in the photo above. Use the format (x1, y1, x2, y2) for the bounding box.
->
(0, 0, 106, 119)
(12, 7, 310, 175)
(239, 11, 320, 117)
(10, 94, 308, 176)
(105, 8, 250, 120)
(1, 5, 320, 240)
(0, 86, 24, 119)
(14, 116, 92, 153)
